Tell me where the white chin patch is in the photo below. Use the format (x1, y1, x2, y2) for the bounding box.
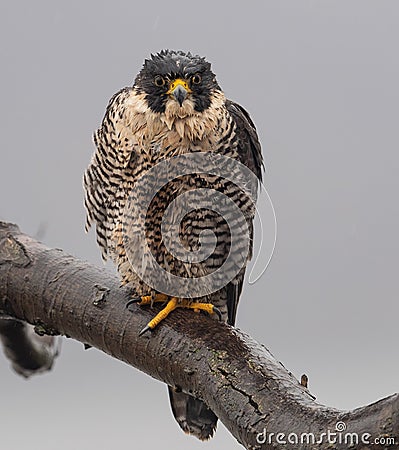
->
(165, 97, 196, 119)
(161, 98, 199, 137)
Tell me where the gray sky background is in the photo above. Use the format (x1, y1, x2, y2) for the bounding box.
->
(1, 1, 398, 449)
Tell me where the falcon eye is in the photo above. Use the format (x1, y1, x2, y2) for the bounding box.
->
(154, 76, 166, 87)
(191, 74, 202, 85)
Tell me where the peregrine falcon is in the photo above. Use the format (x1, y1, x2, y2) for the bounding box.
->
(83, 50, 263, 440)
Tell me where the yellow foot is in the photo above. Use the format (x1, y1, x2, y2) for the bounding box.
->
(127, 295, 222, 336)
(126, 293, 169, 307)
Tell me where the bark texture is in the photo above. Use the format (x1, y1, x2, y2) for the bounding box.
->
(0, 221, 397, 449)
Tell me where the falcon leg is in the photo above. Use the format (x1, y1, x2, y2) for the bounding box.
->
(139, 297, 179, 336)
(126, 293, 168, 309)
(135, 297, 222, 336)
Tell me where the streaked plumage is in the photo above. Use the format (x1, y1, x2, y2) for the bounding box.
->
(84, 50, 263, 440)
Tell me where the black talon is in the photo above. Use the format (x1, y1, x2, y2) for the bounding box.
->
(213, 306, 222, 321)
(126, 297, 143, 309)
(139, 325, 152, 336)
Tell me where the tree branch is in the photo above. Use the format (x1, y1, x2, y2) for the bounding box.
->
(0, 317, 59, 377)
(0, 221, 397, 449)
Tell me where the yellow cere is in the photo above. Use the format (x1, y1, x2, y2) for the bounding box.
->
(167, 78, 192, 94)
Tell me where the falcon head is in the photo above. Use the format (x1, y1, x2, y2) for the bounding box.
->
(133, 50, 222, 115)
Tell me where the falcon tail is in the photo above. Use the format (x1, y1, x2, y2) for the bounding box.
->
(168, 387, 218, 440)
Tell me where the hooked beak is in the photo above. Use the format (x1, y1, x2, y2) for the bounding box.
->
(167, 79, 191, 107)
(172, 85, 188, 106)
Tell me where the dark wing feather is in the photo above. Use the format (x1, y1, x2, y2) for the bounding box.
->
(83, 88, 132, 260)
(225, 100, 263, 325)
(226, 100, 263, 182)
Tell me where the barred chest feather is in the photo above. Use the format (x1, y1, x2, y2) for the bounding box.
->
(119, 93, 238, 289)
(85, 86, 256, 306)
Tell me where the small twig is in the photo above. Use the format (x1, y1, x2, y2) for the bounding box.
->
(301, 373, 308, 388)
